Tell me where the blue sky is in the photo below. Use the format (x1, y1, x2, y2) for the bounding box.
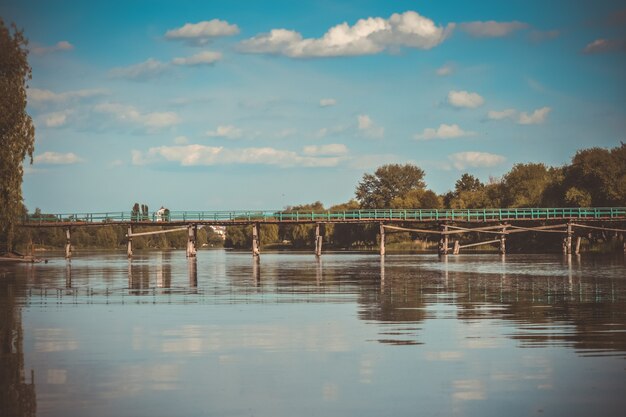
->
(2, 0, 625, 212)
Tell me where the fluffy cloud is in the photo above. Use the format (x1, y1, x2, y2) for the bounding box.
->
(94, 102, 180, 130)
(448, 90, 484, 108)
(518, 106, 551, 125)
(239, 11, 454, 58)
(38, 111, 71, 128)
(32, 41, 74, 54)
(486, 107, 551, 124)
(108, 58, 170, 80)
(459, 21, 528, 38)
(29, 88, 106, 105)
(172, 51, 222, 66)
(487, 108, 517, 120)
(132, 145, 345, 168)
(448, 151, 505, 170)
(436, 63, 454, 76)
(357, 115, 384, 138)
(205, 125, 243, 139)
(582, 38, 626, 54)
(319, 98, 337, 107)
(302, 144, 348, 156)
(165, 20, 240, 44)
(34, 152, 82, 165)
(414, 123, 476, 140)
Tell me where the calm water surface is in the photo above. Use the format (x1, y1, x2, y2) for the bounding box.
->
(1, 250, 625, 417)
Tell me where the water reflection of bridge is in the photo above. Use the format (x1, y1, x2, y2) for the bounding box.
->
(20, 207, 626, 258)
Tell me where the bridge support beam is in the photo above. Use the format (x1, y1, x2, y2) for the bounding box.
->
(126, 226, 133, 258)
(186, 225, 197, 258)
(252, 223, 260, 258)
(65, 228, 72, 259)
(453, 240, 460, 255)
(500, 225, 507, 255)
(575, 236, 582, 255)
(315, 223, 323, 257)
(379, 223, 385, 256)
(563, 222, 573, 255)
(438, 224, 449, 256)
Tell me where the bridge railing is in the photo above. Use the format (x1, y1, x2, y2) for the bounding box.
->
(21, 207, 626, 224)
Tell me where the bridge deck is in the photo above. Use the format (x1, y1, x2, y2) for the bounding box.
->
(21, 207, 626, 227)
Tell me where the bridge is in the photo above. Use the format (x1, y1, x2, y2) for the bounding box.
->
(20, 207, 626, 259)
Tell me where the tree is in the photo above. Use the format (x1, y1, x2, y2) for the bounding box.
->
(502, 163, 551, 207)
(356, 164, 426, 208)
(455, 173, 483, 194)
(0, 20, 35, 252)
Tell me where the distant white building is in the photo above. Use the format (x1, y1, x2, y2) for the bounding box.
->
(210, 225, 226, 240)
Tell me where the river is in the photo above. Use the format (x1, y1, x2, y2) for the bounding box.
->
(1, 250, 625, 417)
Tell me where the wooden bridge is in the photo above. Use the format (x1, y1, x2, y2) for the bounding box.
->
(20, 207, 626, 259)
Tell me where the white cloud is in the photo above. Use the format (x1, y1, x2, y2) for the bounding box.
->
(319, 98, 337, 107)
(357, 114, 384, 138)
(94, 102, 180, 130)
(29, 88, 107, 105)
(174, 136, 189, 145)
(448, 151, 505, 170)
(172, 51, 222, 66)
(205, 125, 243, 139)
(460, 21, 529, 38)
(518, 106, 551, 125)
(436, 63, 454, 76)
(108, 58, 170, 80)
(34, 152, 82, 165)
(302, 144, 348, 156)
(487, 108, 517, 120)
(448, 90, 484, 108)
(165, 20, 240, 44)
(132, 145, 345, 168)
(582, 38, 626, 54)
(32, 41, 74, 54)
(40, 111, 70, 128)
(414, 124, 476, 140)
(239, 11, 454, 58)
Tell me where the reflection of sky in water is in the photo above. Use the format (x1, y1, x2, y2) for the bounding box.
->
(2, 251, 624, 416)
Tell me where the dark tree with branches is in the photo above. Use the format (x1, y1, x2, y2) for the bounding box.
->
(0, 20, 35, 252)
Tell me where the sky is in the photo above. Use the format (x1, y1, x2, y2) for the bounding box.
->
(2, 0, 625, 213)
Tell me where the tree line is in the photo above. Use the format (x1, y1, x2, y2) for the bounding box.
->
(225, 143, 626, 251)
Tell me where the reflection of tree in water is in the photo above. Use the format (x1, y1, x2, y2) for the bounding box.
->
(0, 275, 36, 417)
(355, 258, 626, 354)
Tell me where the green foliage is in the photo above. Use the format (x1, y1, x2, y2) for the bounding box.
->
(0, 20, 35, 252)
(356, 164, 426, 208)
(502, 163, 551, 207)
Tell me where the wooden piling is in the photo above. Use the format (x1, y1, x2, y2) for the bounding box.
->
(379, 223, 385, 256)
(453, 240, 460, 255)
(439, 224, 449, 255)
(500, 225, 507, 254)
(126, 225, 133, 258)
(65, 228, 72, 259)
(315, 223, 323, 257)
(575, 236, 582, 255)
(252, 223, 260, 258)
(186, 225, 197, 258)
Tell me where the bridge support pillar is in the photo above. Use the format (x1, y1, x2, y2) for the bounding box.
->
(65, 228, 72, 259)
(315, 223, 323, 257)
(563, 222, 573, 255)
(438, 224, 449, 256)
(252, 223, 260, 258)
(453, 240, 460, 255)
(575, 236, 582, 255)
(499, 225, 507, 255)
(379, 223, 385, 256)
(126, 226, 133, 258)
(186, 225, 197, 258)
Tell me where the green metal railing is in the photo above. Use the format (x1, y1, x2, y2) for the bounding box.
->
(21, 207, 626, 225)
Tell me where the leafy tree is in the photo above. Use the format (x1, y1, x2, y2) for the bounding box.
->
(356, 164, 426, 208)
(0, 20, 35, 252)
(502, 163, 551, 207)
(455, 173, 483, 194)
